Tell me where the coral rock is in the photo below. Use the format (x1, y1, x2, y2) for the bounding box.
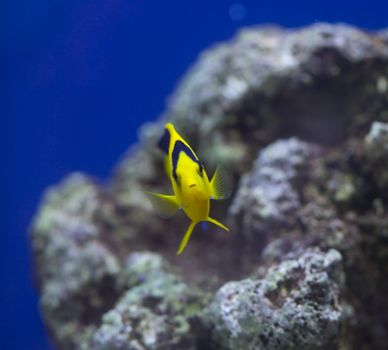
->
(201, 249, 345, 350)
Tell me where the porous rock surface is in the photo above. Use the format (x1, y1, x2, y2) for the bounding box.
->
(201, 249, 345, 350)
(92, 252, 208, 350)
(30, 23, 388, 349)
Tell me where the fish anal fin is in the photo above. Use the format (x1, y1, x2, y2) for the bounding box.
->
(210, 165, 232, 200)
(146, 192, 179, 218)
(177, 221, 197, 255)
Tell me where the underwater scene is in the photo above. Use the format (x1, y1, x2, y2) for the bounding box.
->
(2, 0, 388, 349)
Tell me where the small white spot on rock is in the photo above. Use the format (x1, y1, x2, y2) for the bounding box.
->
(377, 77, 388, 94)
(223, 76, 248, 101)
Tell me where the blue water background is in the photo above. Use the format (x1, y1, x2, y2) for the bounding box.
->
(2, 0, 387, 348)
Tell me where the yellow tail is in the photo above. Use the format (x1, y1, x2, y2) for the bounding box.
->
(207, 217, 229, 231)
(177, 221, 197, 255)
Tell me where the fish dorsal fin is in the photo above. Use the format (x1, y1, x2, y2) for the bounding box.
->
(157, 127, 171, 154)
(146, 192, 179, 218)
(210, 165, 232, 200)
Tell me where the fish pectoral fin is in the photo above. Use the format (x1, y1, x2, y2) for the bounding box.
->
(207, 217, 229, 232)
(177, 221, 197, 255)
(146, 192, 179, 218)
(210, 165, 232, 200)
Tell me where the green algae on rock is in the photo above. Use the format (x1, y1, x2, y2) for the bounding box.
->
(92, 252, 209, 350)
(200, 249, 345, 350)
(31, 174, 122, 349)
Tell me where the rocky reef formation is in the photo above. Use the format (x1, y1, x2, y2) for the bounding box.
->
(201, 249, 345, 350)
(30, 23, 388, 349)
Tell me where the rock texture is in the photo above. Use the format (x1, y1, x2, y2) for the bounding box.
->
(31, 174, 122, 349)
(30, 23, 388, 349)
(230, 138, 319, 240)
(201, 249, 345, 350)
(91, 253, 208, 350)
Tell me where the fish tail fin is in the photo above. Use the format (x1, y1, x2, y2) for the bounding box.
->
(207, 217, 229, 232)
(177, 221, 197, 255)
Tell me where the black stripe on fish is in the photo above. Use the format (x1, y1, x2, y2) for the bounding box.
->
(172, 140, 200, 181)
(157, 128, 171, 154)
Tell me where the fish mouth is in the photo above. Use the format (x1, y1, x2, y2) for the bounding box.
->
(189, 184, 196, 188)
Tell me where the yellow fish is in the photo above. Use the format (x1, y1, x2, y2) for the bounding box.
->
(147, 123, 231, 255)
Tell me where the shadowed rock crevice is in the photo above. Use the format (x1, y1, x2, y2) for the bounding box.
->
(29, 23, 388, 349)
(225, 56, 388, 148)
